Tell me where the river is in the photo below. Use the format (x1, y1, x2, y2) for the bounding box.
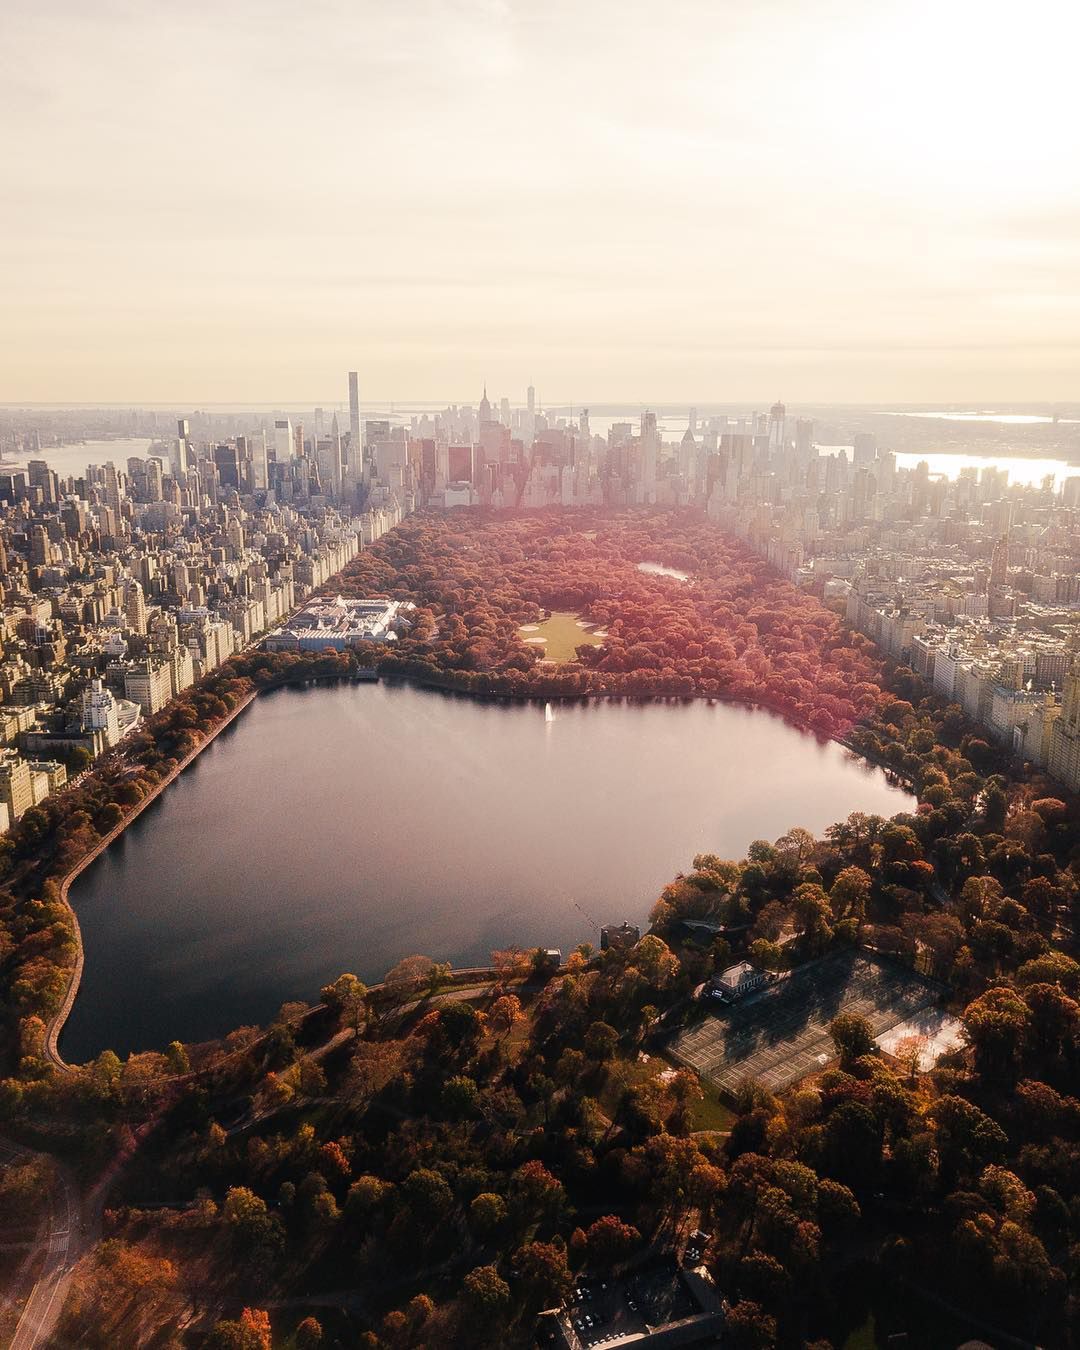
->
(4, 437, 161, 480)
(62, 683, 913, 1060)
(891, 451, 1077, 488)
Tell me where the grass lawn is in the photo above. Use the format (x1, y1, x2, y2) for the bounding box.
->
(597, 1050, 735, 1134)
(519, 610, 604, 663)
(689, 1082, 736, 1133)
(843, 1316, 876, 1350)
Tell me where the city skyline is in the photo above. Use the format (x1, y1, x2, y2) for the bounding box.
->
(5, 0, 1080, 404)
(3, 2, 1079, 1343)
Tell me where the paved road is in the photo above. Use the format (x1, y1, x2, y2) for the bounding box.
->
(1, 1140, 82, 1350)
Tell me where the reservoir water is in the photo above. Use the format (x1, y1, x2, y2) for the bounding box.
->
(636, 562, 691, 581)
(62, 683, 913, 1061)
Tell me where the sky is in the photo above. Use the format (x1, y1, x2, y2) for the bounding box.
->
(3, 0, 1080, 405)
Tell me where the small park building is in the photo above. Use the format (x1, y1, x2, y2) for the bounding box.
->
(709, 961, 768, 1004)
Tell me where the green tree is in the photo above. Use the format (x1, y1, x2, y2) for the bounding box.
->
(442, 1074, 479, 1119)
(222, 1188, 284, 1262)
(165, 1040, 190, 1074)
(320, 972, 368, 1030)
(403, 1167, 453, 1224)
(931, 1095, 1008, 1185)
(963, 986, 1032, 1082)
(823, 1101, 882, 1191)
(792, 883, 832, 944)
(427, 961, 452, 994)
(461, 1264, 511, 1326)
(829, 1012, 876, 1065)
(347, 1174, 391, 1218)
(829, 866, 871, 920)
(584, 1021, 619, 1062)
(469, 1191, 507, 1238)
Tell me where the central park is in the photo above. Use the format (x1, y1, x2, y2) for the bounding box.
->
(0, 508, 1077, 1350)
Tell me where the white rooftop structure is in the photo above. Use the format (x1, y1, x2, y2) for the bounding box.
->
(708, 962, 769, 1003)
(265, 596, 415, 652)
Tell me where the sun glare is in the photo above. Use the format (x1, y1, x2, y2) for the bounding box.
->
(826, 0, 1080, 200)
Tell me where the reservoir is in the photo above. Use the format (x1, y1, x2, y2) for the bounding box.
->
(62, 683, 913, 1061)
(636, 562, 691, 581)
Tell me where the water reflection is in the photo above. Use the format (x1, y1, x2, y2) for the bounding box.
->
(63, 682, 913, 1059)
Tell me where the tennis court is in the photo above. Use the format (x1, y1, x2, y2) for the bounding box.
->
(669, 949, 944, 1096)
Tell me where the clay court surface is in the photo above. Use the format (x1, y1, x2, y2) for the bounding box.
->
(669, 949, 944, 1096)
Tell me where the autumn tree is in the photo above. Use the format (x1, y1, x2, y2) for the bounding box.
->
(724, 1301, 778, 1349)
(489, 993, 524, 1041)
(585, 1214, 641, 1269)
(383, 954, 437, 1003)
(222, 1188, 284, 1266)
(512, 1241, 573, 1309)
(295, 1317, 323, 1349)
(208, 1309, 272, 1350)
(321, 972, 368, 1030)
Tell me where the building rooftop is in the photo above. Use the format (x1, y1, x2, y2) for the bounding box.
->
(716, 961, 758, 989)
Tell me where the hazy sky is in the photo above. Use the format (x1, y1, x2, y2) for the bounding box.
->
(4, 0, 1079, 404)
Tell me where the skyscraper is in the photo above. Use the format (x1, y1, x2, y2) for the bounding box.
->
(768, 400, 786, 454)
(104, 462, 124, 518)
(273, 419, 294, 464)
(174, 420, 191, 476)
(145, 457, 164, 501)
(125, 580, 148, 634)
(81, 678, 120, 747)
(1047, 635, 1080, 792)
(213, 443, 241, 491)
(640, 411, 658, 504)
(250, 431, 268, 491)
(348, 372, 361, 448)
(28, 460, 57, 505)
(795, 418, 814, 463)
(990, 535, 1010, 588)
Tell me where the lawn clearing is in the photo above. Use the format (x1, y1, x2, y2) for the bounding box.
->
(596, 1049, 735, 1134)
(520, 610, 604, 663)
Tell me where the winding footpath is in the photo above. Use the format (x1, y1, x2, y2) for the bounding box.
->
(5, 970, 513, 1345)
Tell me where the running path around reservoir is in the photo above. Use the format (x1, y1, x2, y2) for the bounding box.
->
(44, 688, 260, 1072)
